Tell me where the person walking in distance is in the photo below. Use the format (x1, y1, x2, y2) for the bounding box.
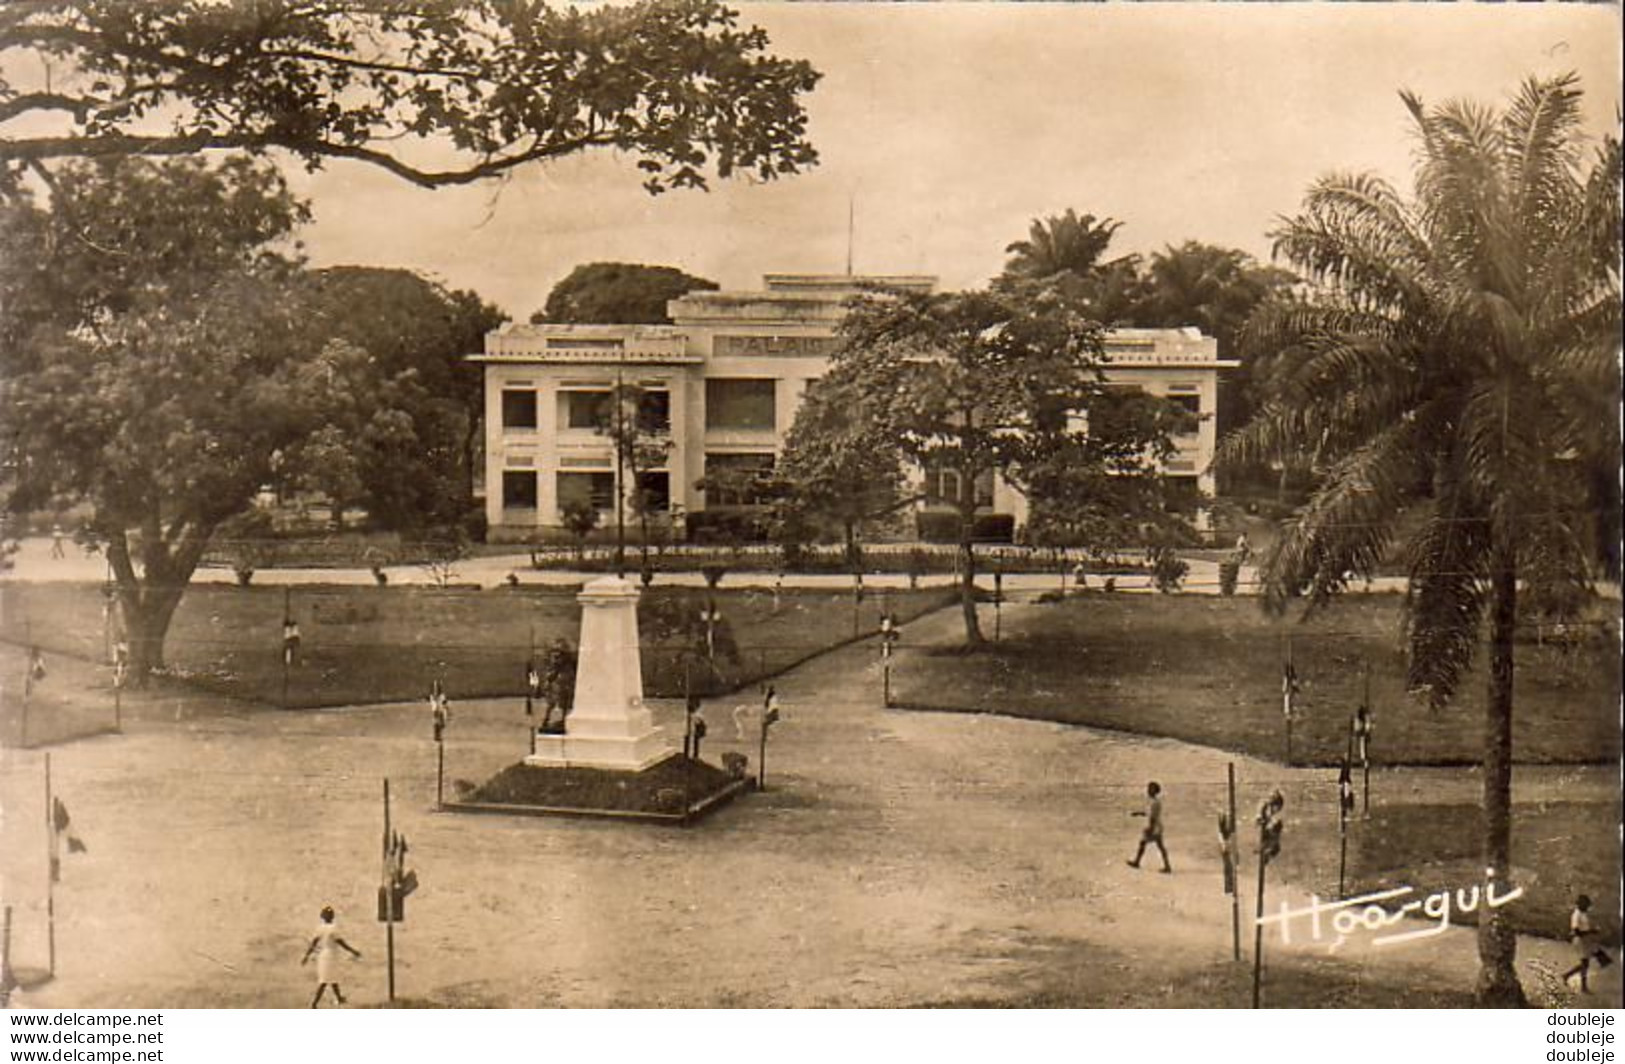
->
(50, 523, 66, 559)
(1127, 781, 1172, 874)
(301, 906, 361, 1007)
(1562, 894, 1603, 994)
(282, 617, 302, 668)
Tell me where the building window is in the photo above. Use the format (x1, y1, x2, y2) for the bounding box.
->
(546, 338, 623, 350)
(924, 467, 994, 508)
(704, 453, 776, 506)
(561, 390, 611, 430)
(502, 470, 538, 510)
(925, 467, 962, 504)
(705, 379, 777, 431)
(1167, 393, 1202, 436)
(1163, 475, 1203, 515)
(637, 390, 671, 434)
(557, 471, 616, 512)
(635, 472, 671, 513)
(501, 389, 537, 431)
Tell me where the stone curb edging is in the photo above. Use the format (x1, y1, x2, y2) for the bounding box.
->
(435, 776, 753, 825)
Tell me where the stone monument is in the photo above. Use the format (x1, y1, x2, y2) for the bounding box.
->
(525, 575, 673, 772)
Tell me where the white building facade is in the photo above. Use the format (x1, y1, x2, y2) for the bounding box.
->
(473, 274, 1237, 541)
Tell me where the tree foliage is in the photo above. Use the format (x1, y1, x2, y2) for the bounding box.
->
(827, 283, 1178, 645)
(1219, 74, 1620, 1006)
(0, 0, 820, 193)
(591, 381, 676, 571)
(998, 215, 1301, 458)
(295, 266, 506, 530)
(777, 373, 907, 566)
(0, 156, 342, 678)
(535, 262, 718, 324)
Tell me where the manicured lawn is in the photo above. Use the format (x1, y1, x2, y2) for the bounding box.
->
(1275, 799, 1622, 946)
(892, 591, 1620, 766)
(0, 581, 954, 709)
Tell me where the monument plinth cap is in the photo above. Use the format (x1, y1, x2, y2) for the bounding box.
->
(577, 574, 641, 604)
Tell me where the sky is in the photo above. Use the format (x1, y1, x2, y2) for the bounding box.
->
(284, 2, 1623, 321)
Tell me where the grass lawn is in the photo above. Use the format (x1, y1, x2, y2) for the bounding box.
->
(1, 581, 954, 709)
(893, 591, 1620, 766)
(1276, 799, 1623, 947)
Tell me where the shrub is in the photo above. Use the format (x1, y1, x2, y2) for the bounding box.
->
(915, 512, 1017, 544)
(1149, 546, 1189, 593)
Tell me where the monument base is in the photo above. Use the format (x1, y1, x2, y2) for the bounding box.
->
(524, 729, 674, 772)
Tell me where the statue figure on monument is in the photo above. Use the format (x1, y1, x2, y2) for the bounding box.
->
(538, 638, 577, 735)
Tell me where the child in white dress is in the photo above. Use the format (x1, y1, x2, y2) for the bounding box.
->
(302, 906, 362, 1007)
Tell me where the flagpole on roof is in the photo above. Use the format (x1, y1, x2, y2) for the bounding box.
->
(845, 194, 855, 277)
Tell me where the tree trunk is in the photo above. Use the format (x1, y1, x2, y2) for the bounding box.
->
(1476, 542, 1527, 1007)
(106, 519, 213, 686)
(958, 504, 984, 647)
(124, 584, 187, 679)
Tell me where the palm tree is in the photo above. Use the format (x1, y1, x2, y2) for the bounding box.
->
(1001, 209, 1150, 324)
(1003, 208, 1125, 280)
(1221, 74, 1620, 1007)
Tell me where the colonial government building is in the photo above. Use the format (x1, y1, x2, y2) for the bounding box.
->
(473, 274, 1236, 542)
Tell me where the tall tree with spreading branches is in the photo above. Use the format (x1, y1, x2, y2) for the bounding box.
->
(778, 372, 907, 570)
(536, 262, 719, 325)
(0, 0, 821, 193)
(1219, 74, 1621, 1007)
(829, 283, 1178, 646)
(0, 156, 342, 680)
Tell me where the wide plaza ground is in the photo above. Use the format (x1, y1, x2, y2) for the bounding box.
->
(2, 583, 1617, 1008)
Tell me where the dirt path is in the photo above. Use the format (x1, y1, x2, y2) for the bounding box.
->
(2, 599, 1614, 1007)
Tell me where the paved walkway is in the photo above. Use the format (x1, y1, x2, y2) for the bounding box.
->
(2, 596, 1612, 1007)
(0, 535, 1297, 594)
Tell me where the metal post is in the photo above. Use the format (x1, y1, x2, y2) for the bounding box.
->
(1362, 662, 1373, 817)
(993, 567, 1003, 643)
(383, 778, 395, 1003)
(2, 905, 13, 1003)
(22, 620, 33, 747)
(1228, 763, 1240, 963)
(683, 660, 693, 760)
(1338, 812, 1348, 899)
(1284, 631, 1294, 765)
(44, 752, 55, 977)
(614, 365, 626, 579)
(1251, 833, 1267, 1009)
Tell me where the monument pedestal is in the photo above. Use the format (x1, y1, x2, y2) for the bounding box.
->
(524, 576, 674, 772)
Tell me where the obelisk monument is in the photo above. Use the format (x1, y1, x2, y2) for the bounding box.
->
(526, 575, 673, 771)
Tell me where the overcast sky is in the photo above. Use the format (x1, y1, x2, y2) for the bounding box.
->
(286, 2, 1622, 321)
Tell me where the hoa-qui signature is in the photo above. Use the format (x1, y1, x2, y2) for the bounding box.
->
(1256, 872, 1524, 951)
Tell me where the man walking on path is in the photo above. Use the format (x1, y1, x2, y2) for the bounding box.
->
(1127, 781, 1172, 874)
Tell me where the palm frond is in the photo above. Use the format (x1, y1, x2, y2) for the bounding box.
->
(1503, 74, 1586, 253)
(1402, 502, 1491, 708)
(1257, 417, 1430, 614)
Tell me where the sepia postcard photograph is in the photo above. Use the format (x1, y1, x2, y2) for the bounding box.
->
(0, 0, 1620, 1019)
